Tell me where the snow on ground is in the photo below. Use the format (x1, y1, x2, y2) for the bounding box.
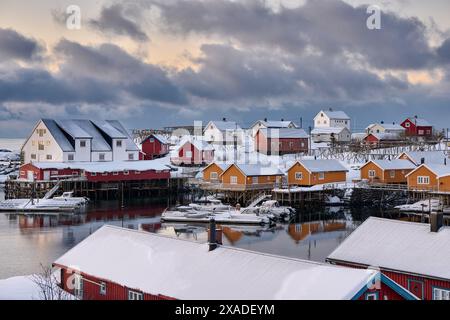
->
(0, 276, 45, 300)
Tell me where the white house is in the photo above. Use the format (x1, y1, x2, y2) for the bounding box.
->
(203, 119, 243, 145)
(250, 119, 298, 136)
(311, 127, 352, 143)
(314, 109, 351, 130)
(21, 119, 140, 164)
(366, 123, 405, 136)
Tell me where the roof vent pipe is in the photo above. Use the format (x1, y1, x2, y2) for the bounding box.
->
(421, 157, 425, 164)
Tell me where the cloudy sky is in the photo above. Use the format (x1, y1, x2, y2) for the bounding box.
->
(0, 0, 449, 137)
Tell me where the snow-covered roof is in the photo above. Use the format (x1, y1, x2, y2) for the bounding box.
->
(55, 120, 92, 139)
(91, 120, 127, 139)
(369, 159, 416, 170)
(41, 119, 75, 152)
(144, 134, 169, 145)
(366, 133, 400, 141)
(295, 160, 348, 173)
(105, 120, 140, 151)
(206, 121, 241, 132)
(398, 151, 447, 166)
(178, 138, 214, 151)
(70, 120, 111, 151)
(328, 217, 450, 280)
(406, 118, 431, 127)
(259, 128, 309, 139)
(366, 123, 404, 131)
(251, 120, 298, 129)
(228, 163, 284, 177)
(316, 110, 350, 120)
(203, 162, 229, 172)
(311, 127, 348, 134)
(54, 225, 380, 300)
(29, 159, 170, 173)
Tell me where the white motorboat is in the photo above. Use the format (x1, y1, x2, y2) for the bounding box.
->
(52, 192, 89, 205)
(161, 209, 271, 225)
(395, 199, 442, 213)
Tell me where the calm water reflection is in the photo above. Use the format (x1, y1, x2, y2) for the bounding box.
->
(0, 188, 391, 279)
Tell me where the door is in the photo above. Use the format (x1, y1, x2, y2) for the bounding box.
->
(408, 279, 424, 299)
(27, 171, 35, 181)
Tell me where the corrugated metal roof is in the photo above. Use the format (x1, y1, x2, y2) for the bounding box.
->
(106, 120, 140, 151)
(55, 120, 92, 139)
(328, 217, 450, 280)
(259, 128, 309, 139)
(71, 120, 111, 151)
(398, 151, 447, 166)
(232, 163, 284, 176)
(54, 225, 379, 300)
(321, 110, 350, 120)
(92, 120, 127, 139)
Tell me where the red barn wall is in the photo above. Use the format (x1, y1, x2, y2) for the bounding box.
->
(85, 170, 170, 182)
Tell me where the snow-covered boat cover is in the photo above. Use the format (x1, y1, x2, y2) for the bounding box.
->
(54, 225, 379, 300)
(328, 217, 450, 280)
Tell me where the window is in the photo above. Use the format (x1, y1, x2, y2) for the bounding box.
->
(102, 172, 108, 176)
(38, 144, 44, 151)
(72, 171, 78, 176)
(124, 171, 129, 175)
(31, 154, 37, 160)
(433, 287, 450, 300)
(116, 140, 122, 147)
(417, 176, 430, 185)
(405, 122, 410, 128)
(301, 142, 305, 148)
(128, 153, 134, 160)
(418, 130, 424, 135)
(91, 172, 97, 177)
(289, 142, 294, 149)
(390, 170, 395, 178)
(210, 172, 218, 180)
(46, 155, 52, 160)
(74, 274, 83, 299)
(100, 282, 106, 296)
(80, 140, 86, 148)
(365, 292, 378, 300)
(128, 290, 143, 300)
(149, 138, 155, 143)
(99, 154, 105, 161)
(318, 172, 325, 180)
(252, 176, 258, 184)
(135, 171, 141, 175)
(295, 172, 302, 180)
(68, 154, 74, 161)
(186, 151, 193, 158)
(368, 170, 376, 178)
(113, 172, 119, 176)
(230, 176, 238, 184)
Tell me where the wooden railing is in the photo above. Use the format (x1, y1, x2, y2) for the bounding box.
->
(199, 182, 280, 191)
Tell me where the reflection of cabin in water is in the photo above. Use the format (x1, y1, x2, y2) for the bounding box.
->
(288, 221, 347, 244)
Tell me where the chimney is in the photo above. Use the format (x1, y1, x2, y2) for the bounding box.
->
(329, 107, 333, 112)
(208, 218, 222, 251)
(381, 121, 384, 124)
(223, 117, 227, 122)
(430, 212, 443, 233)
(281, 118, 284, 121)
(421, 157, 425, 164)
(264, 118, 267, 122)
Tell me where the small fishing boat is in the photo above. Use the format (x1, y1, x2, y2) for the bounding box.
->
(161, 209, 271, 225)
(395, 199, 442, 213)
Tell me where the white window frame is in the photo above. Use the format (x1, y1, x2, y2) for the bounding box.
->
(295, 172, 303, 180)
(31, 154, 37, 160)
(128, 153, 134, 160)
(230, 176, 238, 185)
(102, 172, 108, 176)
(390, 170, 395, 178)
(128, 290, 143, 300)
(68, 154, 74, 161)
(116, 140, 123, 148)
(74, 274, 83, 299)
(405, 122, 410, 128)
(46, 154, 52, 160)
(318, 172, 325, 180)
(135, 171, 141, 175)
(80, 140, 86, 148)
(91, 172, 97, 177)
(365, 293, 378, 300)
(100, 282, 106, 296)
(99, 153, 105, 161)
(252, 176, 259, 184)
(417, 176, 430, 185)
(113, 171, 119, 176)
(186, 151, 193, 158)
(368, 170, 376, 178)
(433, 287, 450, 300)
(210, 172, 218, 180)
(124, 171, 129, 176)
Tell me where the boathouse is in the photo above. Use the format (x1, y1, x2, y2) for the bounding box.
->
(170, 139, 214, 166)
(18, 160, 171, 183)
(362, 133, 402, 146)
(327, 217, 450, 300)
(201, 162, 229, 183)
(405, 163, 450, 192)
(255, 128, 309, 155)
(53, 225, 417, 300)
(397, 151, 448, 166)
(360, 160, 416, 184)
(219, 163, 284, 190)
(400, 117, 433, 137)
(141, 134, 169, 160)
(286, 160, 347, 186)
(250, 119, 298, 137)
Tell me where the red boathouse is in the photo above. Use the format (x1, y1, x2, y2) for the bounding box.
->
(53, 225, 417, 300)
(327, 216, 450, 300)
(171, 139, 214, 166)
(400, 117, 433, 137)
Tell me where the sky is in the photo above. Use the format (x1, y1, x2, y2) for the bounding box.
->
(0, 0, 449, 137)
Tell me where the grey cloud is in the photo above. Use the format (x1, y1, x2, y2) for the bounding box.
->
(437, 38, 450, 64)
(0, 28, 44, 62)
(90, 4, 149, 42)
(152, 0, 436, 70)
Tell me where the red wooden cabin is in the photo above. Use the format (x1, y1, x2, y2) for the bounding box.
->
(141, 134, 169, 160)
(328, 216, 450, 300)
(255, 128, 309, 155)
(401, 117, 433, 137)
(171, 139, 214, 166)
